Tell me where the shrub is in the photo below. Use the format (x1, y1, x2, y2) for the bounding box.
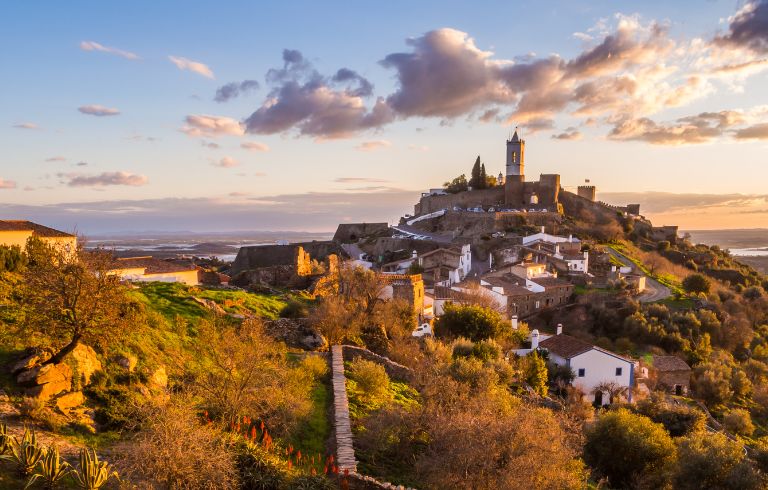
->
(672, 432, 764, 490)
(1, 428, 45, 476)
(236, 441, 290, 489)
(298, 355, 328, 380)
(682, 274, 711, 295)
(584, 409, 675, 488)
(280, 300, 308, 319)
(70, 448, 118, 490)
(435, 303, 510, 341)
(348, 358, 391, 405)
(636, 395, 706, 437)
(450, 338, 475, 359)
(472, 339, 501, 361)
(723, 409, 755, 437)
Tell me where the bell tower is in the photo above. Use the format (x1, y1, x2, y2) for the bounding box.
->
(505, 129, 524, 178)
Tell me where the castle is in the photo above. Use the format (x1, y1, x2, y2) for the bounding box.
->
(502, 131, 560, 211)
(413, 133, 641, 220)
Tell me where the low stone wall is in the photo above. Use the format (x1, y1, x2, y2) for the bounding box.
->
(331, 345, 418, 490)
(341, 345, 413, 382)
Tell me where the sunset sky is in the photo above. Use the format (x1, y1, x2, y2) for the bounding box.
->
(2, 0, 768, 233)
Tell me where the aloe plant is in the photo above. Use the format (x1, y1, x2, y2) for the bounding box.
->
(0, 427, 46, 476)
(25, 445, 71, 490)
(69, 448, 118, 490)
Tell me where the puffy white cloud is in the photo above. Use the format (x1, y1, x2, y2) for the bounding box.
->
(79, 41, 139, 60)
(78, 104, 120, 116)
(608, 110, 742, 145)
(715, 0, 768, 54)
(60, 171, 148, 187)
(0, 179, 17, 189)
(213, 156, 239, 168)
(181, 115, 244, 138)
(355, 140, 391, 151)
(244, 49, 393, 139)
(734, 122, 768, 140)
(240, 141, 270, 152)
(168, 56, 214, 78)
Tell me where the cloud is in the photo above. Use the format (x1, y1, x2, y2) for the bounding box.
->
(59, 171, 148, 187)
(181, 114, 244, 138)
(599, 191, 765, 213)
(381, 28, 512, 118)
(214, 80, 260, 102)
(13, 122, 39, 129)
(45, 156, 66, 162)
(79, 41, 139, 60)
(228, 191, 249, 197)
(78, 104, 120, 116)
(356, 140, 391, 151)
(240, 141, 270, 152)
(0, 188, 418, 233)
(213, 156, 239, 168)
(715, 0, 768, 54)
(608, 110, 744, 145)
(244, 49, 393, 138)
(0, 179, 17, 189)
(168, 56, 214, 78)
(201, 141, 221, 149)
(734, 122, 768, 140)
(551, 127, 582, 140)
(520, 118, 554, 134)
(334, 177, 390, 183)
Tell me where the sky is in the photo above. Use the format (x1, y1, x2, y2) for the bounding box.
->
(1, 0, 768, 233)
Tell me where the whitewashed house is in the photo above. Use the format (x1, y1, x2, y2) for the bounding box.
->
(517, 327, 634, 406)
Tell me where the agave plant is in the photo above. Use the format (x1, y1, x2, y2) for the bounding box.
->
(69, 448, 118, 490)
(0, 427, 46, 476)
(25, 445, 71, 490)
(0, 421, 9, 454)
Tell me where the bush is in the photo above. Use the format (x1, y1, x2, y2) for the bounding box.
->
(472, 339, 501, 361)
(298, 355, 328, 380)
(636, 395, 706, 437)
(584, 409, 675, 488)
(280, 300, 308, 319)
(723, 409, 755, 437)
(348, 358, 391, 405)
(672, 432, 764, 489)
(435, 303, 510, 341)
(683, 274, 711, 295)
(450, 338, 475, 359)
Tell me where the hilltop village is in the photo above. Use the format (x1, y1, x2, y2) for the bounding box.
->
(2, 136, 768, 489)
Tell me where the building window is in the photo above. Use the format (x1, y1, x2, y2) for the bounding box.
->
(535, 300, 540, 308)
(615, 367, 623, 376)
(578, 368, 585, 377)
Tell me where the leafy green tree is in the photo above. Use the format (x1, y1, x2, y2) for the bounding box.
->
(584, 409, 676, 489)
(20, 239, 137, 364)
(672, 432, 763, 490)
(682, 273, 711, 295)
(443, 174, 468, 194)
(526, 351, 548, 396)
(636, 394, 706, 437)
(0, 245, 27, 272)
(435, 303, 510, 341)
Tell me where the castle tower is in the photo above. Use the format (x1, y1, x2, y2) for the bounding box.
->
(505, 130, 525, 178)
(505, 130, 526, 206)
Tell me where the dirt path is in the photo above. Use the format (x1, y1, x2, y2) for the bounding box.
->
(605, 247, 672, 303)
(1, 397, 85, 461)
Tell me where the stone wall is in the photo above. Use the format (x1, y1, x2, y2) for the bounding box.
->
(334, 223, 390, 243)
(341, 345, 413, 382)
(230, 241, 345, 276)
(414, 187, 504, 215)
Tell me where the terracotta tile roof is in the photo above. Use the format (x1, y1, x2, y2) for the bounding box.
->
(539, 334, 594, 359)
(652, 355, 691, 372)
(434, 286, 473, 301)
(532, 277, 574, 288)
(0, 220, 74, 238)
(114, 256, 196, 274)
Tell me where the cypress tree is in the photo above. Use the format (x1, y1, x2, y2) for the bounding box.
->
(480, 163, 488, 189)
(469, 156, 481, 189)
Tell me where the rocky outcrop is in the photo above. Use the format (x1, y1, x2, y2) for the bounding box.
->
(114, 354, 138, 372)
(9, 349, 53, 374)
(55, 391, 85, 412)
(192, 296, 228, 316)
(19, 363, 72, 401)
(65, 344, 102, 385)
(264, 318, 328, 351)
(149, 366, 168, 389)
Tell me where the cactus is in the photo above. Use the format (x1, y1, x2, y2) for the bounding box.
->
(25, 445, 71, 490)
(0, 427, 46, 476)
(69, 448, 118, 490)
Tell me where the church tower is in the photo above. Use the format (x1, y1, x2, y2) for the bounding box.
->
(505, 130, 525, 178)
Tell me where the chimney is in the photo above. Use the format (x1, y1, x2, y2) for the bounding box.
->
(531, 329, 540, 349)
(511, 315, 518, 330)
(568, 234, 573, 242)
(556, 324, 563, 335)
(412, 250, 418, 258)
(540, 226, 545, 233)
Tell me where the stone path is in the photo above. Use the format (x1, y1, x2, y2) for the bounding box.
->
(331, 345, 357, 473)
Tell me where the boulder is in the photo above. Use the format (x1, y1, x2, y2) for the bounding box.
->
(264, 318, 329, 351)
(149, 366, 168, 389)
(9, 349, 52, 374)
(21, 363, 72, 401)
(114, 354, 138, 372)
(55, 391, 85, 412)
(65, 344, 102, 385)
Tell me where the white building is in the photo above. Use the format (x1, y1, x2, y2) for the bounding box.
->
(517, 328, 634, 406)
(109, 256, 199, 285)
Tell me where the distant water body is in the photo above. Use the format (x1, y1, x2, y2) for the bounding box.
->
(730, 248, 768, 257)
